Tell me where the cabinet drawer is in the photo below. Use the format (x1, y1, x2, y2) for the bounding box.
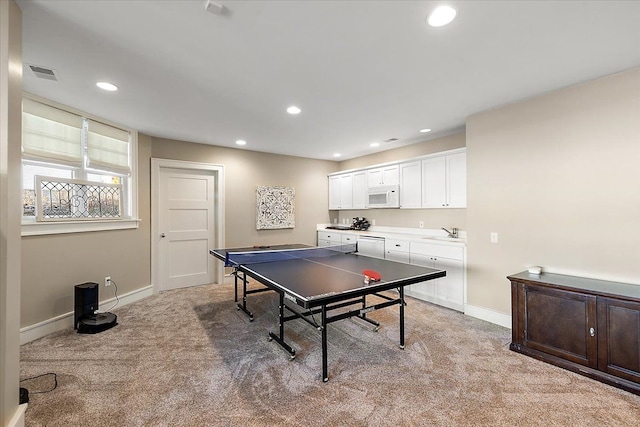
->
(341, 234, 357, 244)
(317, 231, 341, 243)
(410, 242, 463, 260)
(386, 239, 409, 253)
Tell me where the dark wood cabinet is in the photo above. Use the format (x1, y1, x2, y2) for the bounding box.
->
(509, 271, 640, 395)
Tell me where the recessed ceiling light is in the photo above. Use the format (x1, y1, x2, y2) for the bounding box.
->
(96, 81, 118, 91)
(370, 142, 380, 147)
(420, 128, 432, 133)
(287, 106, 301, 115)
(427, 6, 457, 27)
(235, 140, 246, 146)
(333, 153, 341, 158)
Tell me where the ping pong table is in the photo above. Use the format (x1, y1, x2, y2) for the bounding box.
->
(209, 244, 445, 381)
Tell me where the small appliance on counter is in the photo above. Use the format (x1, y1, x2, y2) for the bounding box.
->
(325, 217, 370, 231)
(351, 217, 370, 231)
(325, 225, 352, 230)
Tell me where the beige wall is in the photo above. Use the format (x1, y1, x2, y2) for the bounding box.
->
(20, 134, 152, 328)
(466, 68, 640, 314)
(1, 0, 22, 422)
(151, 137, 338, 247)
(334, 133, 467, 230)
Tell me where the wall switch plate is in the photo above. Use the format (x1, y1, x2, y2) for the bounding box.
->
(419, 221, 424, 229)
(490, 232, 498, 243)
(333, 218, 337, 224)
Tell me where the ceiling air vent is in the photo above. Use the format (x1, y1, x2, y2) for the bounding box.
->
(383, 138, 399, 143)
(28, 64, 58, 81)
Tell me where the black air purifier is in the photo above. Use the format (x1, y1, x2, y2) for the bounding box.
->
(74, 282, 117, 334)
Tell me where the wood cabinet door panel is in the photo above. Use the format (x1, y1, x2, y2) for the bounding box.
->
(597, 297, 640, 383)
(524, 285, 597, 367)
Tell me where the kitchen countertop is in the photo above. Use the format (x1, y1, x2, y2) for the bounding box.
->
(317, 224, 466, 247)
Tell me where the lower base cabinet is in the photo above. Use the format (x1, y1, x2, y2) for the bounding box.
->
(509, 271, 640, 395)
(407, 242, 465, 312)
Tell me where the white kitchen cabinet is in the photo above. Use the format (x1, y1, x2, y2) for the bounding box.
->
(317, 231, 342, 247)
(367, 165, 399, 187)
(385, 238, 410, 264)
(399, 161, 422, 208)
(408, 241, 464, 312)
(422, 151, 466, 208)
(317, 231, 357, 247)
(341, 233, 357, 245)
(328, 173, 353, 210)
(352, 171, 368, 209)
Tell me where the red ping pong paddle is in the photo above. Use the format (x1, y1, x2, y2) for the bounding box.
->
(362, 270, 381, 281)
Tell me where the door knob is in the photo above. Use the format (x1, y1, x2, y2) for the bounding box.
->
(161, 233, 166, 238)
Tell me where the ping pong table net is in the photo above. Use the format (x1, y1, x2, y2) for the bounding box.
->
(224, 244, 357, 267)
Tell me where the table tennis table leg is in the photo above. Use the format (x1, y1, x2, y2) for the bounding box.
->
(399, 286, 405, 350)
(235, 270, 254, 321)
(357, 295, 380, 331)
(322, 304, 328, 382)
(268, 291, 296, 360)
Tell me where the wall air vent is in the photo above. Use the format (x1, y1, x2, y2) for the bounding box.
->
(383, 138, 399, 143)
(28, 64, 58, 81)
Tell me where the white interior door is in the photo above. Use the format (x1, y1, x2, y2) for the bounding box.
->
(158, 168, 215, 291)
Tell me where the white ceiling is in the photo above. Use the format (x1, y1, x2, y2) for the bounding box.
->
(16, 0, 640, 161)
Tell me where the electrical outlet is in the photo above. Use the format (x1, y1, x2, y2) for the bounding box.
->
(333, 217, 337, 224)
(419, 221, 424, 229)
(371, 219, 376, 226)
(105, 276, 111, 287)
(490, 232, 498, 243)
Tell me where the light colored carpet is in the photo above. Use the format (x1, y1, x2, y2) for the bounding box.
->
(21, 279, 640, 426)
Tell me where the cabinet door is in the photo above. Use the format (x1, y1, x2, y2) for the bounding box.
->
(407, 253, 436, 298)
(400, 161, 421, 208)
(352, 171, 367, 209)
(597, 297, 640, 383)
(339, 174, 353, 209)
(328, 176, 341, 209)
(434, 257, 464, 308)
(446, 152, 466, 208)
(328, 174, 353, 209)
(422, 157, 447, 208)
(368, 165, 399, 186)
(523, 285, 598, 368)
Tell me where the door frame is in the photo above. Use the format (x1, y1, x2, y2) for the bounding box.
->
(151, 158, 225, 293)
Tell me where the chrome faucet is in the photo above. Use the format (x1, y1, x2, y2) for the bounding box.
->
(442, 227, 458, 238)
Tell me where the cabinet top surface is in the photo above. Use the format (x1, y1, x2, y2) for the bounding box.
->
(508, 271, 640, 301)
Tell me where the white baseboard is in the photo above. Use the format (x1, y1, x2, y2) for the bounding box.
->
(8, 404, 27, 427)
(20, 285, 153, 345)
(464, 304, 512, 329)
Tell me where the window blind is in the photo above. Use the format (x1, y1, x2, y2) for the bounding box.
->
(22, 98, 83, 166)
(87, 119, 131, 175)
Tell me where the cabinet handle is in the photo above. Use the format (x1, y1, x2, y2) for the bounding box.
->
(395, 244, 400, 247)
(589, 327, 595, 337)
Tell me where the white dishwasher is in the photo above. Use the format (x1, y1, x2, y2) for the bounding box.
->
(357, 236, 385, 259)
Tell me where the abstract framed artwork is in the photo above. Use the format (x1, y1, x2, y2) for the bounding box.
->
(256, 186, 295, 230)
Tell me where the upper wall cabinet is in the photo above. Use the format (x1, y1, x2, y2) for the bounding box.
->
(399, 161, 422, 208)
(328, 148, 466, 210)
(367, 165, 399, 187)
(352, 171, 368, 209)
(328, 173, 353, 210)
(422, 151, 466, 208)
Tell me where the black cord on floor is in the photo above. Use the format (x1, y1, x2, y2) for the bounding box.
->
(20, 372, 58, 394)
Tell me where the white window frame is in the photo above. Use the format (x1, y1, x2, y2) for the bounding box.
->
(21, 93, 140, 236)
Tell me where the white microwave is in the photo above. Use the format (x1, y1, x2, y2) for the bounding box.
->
(367, 185, 399, 208)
